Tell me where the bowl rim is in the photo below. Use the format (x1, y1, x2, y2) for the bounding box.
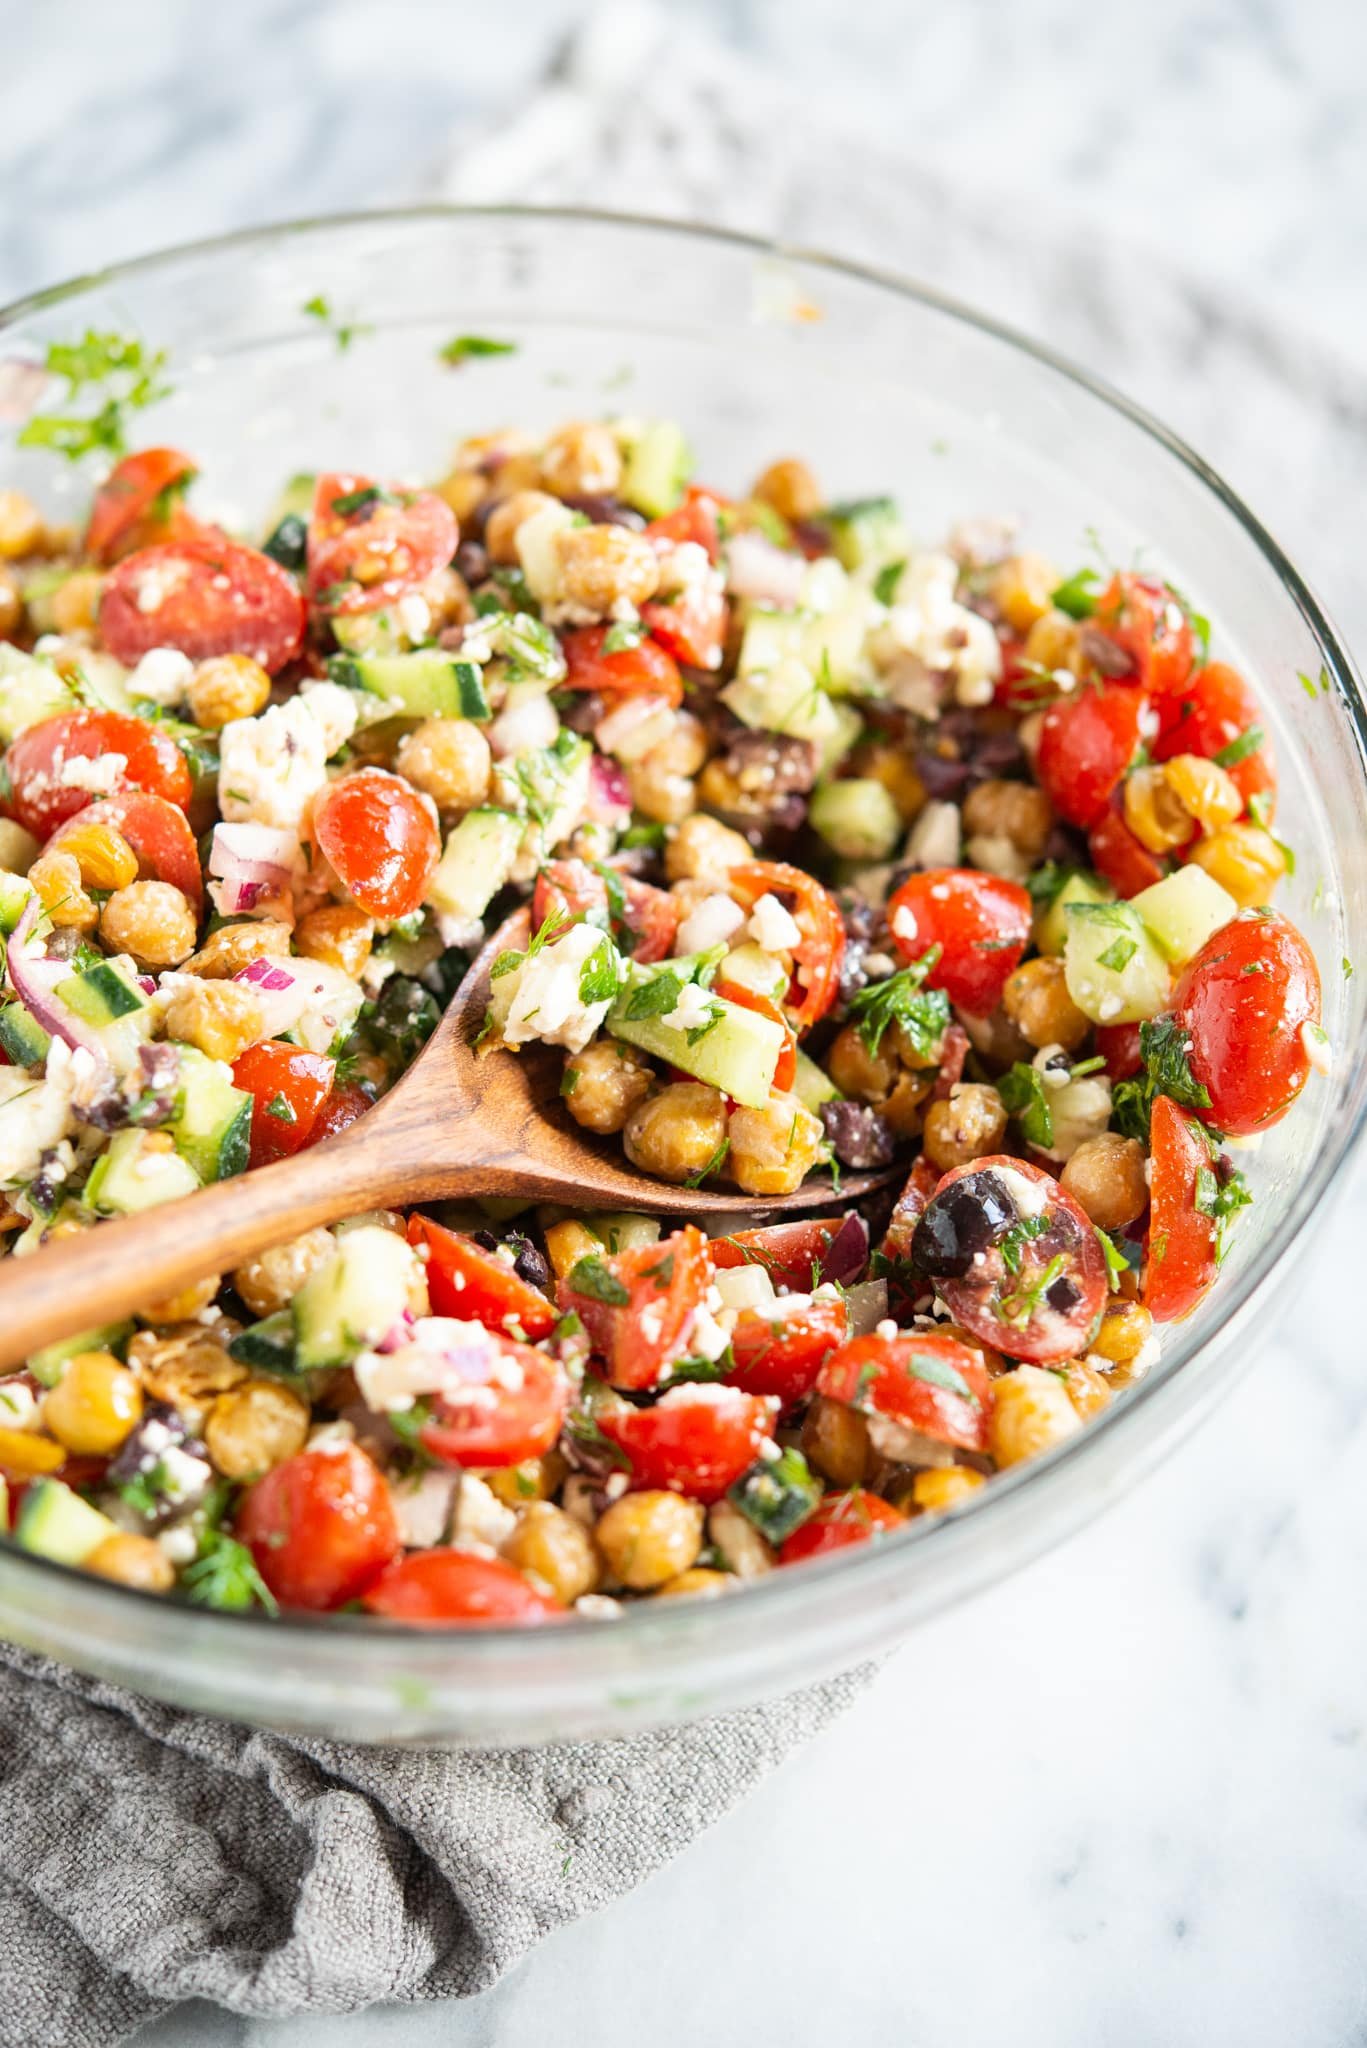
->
(2, 201, 1364, 1666)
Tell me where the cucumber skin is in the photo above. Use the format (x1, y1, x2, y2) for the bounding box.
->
(15, 1477, 116, 1565)
(426, 808, 522, 920)
(606, 989, 783, 1108)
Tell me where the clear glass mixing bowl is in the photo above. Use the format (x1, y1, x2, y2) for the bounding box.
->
(0, 209, 1363, 1746)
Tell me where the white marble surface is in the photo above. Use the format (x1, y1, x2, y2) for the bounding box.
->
(5, 2, 1367, 2042)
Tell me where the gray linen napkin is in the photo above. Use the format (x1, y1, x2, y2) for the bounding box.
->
(6, 7, 1367, 2044)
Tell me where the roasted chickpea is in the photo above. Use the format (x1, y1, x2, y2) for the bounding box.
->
(539, 421, 623, 500)
(503, 1501, 602, 1603)
(1188, 823, 1286, 908)
(706, 1499, 775, 1578)
(625, 713, 708, 825)
(232, 1228, 338, 1319)
(910, 1466, 987, 1514)
(564, 1039, 655, 1135)
(555, 524, 660, 615)
(1161, 754, 1243, 835)
(826, 1022, 898, 1102)
(751, 457, 821, 524)
(28, 850, 97, 932)
(394, 716, 492, 813)
(128, 1325, 245, 1414)
(1061, 1132, 1149, 1231)
(85, 1531, 175, 1594)
(100, 881, 198, 968)
(962, 778, 1053, 859)
(1022, 609, 1083, 675)
(293, 903, 375, 978)
(0, 819, 38, 874)
(53, 818, 138, 891)
(0, 488, 43, 558)
(1123, 764, 1194, 856)
(990, 552, 1059, 635)
(850, 739, 927, 824)
(1091, 1298, 1154, 1367)
(204, 1378, 311, 1481)
(624, 1082, 728, 1183)
(140, 1274, 222, 1325)
(801, 1394, 870, 1488)
(43, 1352, 143, 1456)
(186, 654, 272, 729)
(727, 1093, 826, 1196)
(50, 570, 104, 634)
(989, 1365, 1083, 1468)
(1061, 1359, 1111, 1421)
(596, 1490, 704, 1589)
(163, 979, 267, 1063)
(542, 1217, 603, 1284)
(1002, 956, 1090, 1052)
(665, 812, 752, 883)
(0, 569, 20, 640)
(922, 1083, 1008, 1172)
(656, 1567, 732, 1600)
(482, 1451, 568, 1507)
(484, 489, 559, 565)
(182, 919, 292, 978)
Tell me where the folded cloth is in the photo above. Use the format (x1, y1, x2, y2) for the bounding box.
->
(8, 6, 1367, 2045)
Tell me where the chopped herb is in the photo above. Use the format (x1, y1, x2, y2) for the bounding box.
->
(566, 1255, 630, 1307)
(905, 1350, 978, 1405)
(1193, 1157, 1253, 1264)
(1097, 935, 1138, 972)
(997, 1061, 1055, 1150)
(684, 1137, 730, 1189)
(490, 907, 575, 984)
(182, 1527, 278, 1616)
(1026, 861, 1083, 908)
(1097, 1229, 1131, 1286)
(1068, 1055, 1107, 1079)
(302, 295, 370, 352)
(264, 1092, 297, 1124)
(1213, 726, 1265, 770)
(999, 1251, 1068, 1329)
(1051, 566, 1101, 619)
(560, 1066, 579, 1097)
(438, 334, 517, 366)
(1298, 666, 1331, 699)
(565, 1397, 632, 1469)
(642, 1251, 676, 1289)
(999, 1212, 1048, 1276)
(847, 946, 949, 1058)
(18, 328, 171, 462)
(1111, 1013, 1212, 1142)
(620, 820, 667, 852)
(873, 560, 906, 605)
(331, 484, 393, 517)
(684, 1002, 724, 1047)
(601, 619, 646, 655)
(625, 968, 682, 1020)
(578, 936, 621, 1005)
(666, 1351, 732, 1385)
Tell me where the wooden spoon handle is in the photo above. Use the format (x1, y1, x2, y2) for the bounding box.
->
(0, 1128, 411, 1370)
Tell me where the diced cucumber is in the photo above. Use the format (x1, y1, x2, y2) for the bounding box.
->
(0, 1002, 49, 1066)
(1034, 870, 1113, 957)
(425, 808, 522, 921)
(329, 651, 490, 722)
(0, 872, 34, 936)
(585, 1212, 662, 1255)
(292, 1225, 416, 1371)
(722, 660, 861, 776)
(0, 643, 73, 741)
(820, 496, 907, 572)
(607, 969, 784, 1109)
(29, 1321, 133, 1389)
(499, 733, 591, 850)
(728, 1446, 823, 1543)
(15, 1477, 118, 1565)
(810, 779, 901, 860)
(737, 596, 869, 695)
(1063, 902, 1171, 1025)
(266, 470, 316, 526)
(84, 1128, 201, 1216)
(620, 419, 692, 518)
(719, 944, 789, 1001)
(167, 1047, 252, 1185)
(229, 1310, 299, 1377)
(54, 959, 145, 1027)
(738, 608, 806, 679)
(1131, 866, 1238, 966)
(330, 609, 407, 657)
(792, 1047, 840, 1114)
(263, 512, 307, 571)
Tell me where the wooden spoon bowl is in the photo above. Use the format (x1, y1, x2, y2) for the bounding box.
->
(0, 911, 897, 1367)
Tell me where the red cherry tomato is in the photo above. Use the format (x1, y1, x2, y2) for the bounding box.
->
(84, 447, 198, 564)
(876, 1157, 941, 1280)
(708, 1217, 857, 1292)
(641, 583, 728, 673)
(3, 710, 192, 839)
(362, 1549, 562, 1627)
(1091, 573, 1196, 697)
(407, 1215, 556, 1341)
(1154, 660, 1276, 814)
(1144, 1095, 1218, 1322)
(726, 1294, 849, 1409)
(728, 861, 845, 1032)
(818, 1329, 993, 1454)
(100, 537, 306, 673)
(420, 1340, 568, 1469)
(714, 979, 797, 1092)
(1096, 1021, 1143, 1082)
(237, 1443, 399, 1611)
(1174, 909, 1321, 1135)
(231, 1041, 336, 1167)
(51, 790, 203, 907)
(1036, 682, 1148, 829)
(644, 485, 725, 564)
(532, 857, 679, 965)
(306, 472, 458, 615)
(915, 1155, 1109, 1364)
(597, 1384, 777, 1502)
(560, 624, 684, 706)
(311, 1083, 371, 1143)
(313, 767, 440, 920)
(779, 1489, 902, 1565)
(558, 1225, 710, 1391)
(886, 868, 1031, 1016)
(1088, 806, 1166, 899)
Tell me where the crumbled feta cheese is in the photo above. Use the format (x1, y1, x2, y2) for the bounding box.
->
(499, 921, 617, 1054)
(306, 1419, 356, 1450)
(298, 680, 361, 759)
(59, 751, 127, 794)
(661, 978, 720, 1036)
(875, 1318, 899, 1340)
(392, 1467, 460, 1548)
(747, 892, 802, 953)
(575, 1593, 624, 1619)
(0, 1056, 78, 1189)
(489, 688, 560, 759)
(515, 500, 577, 610)
(687, 1303, 732, 1362)
(903, 800, 962, 871)
(157, 1521, 201, 1566)
(594, 693, 675, 762)
(451, 1473, 516, 1551)
(993, 1165, 1050, 1216)
(675, 892, 745, 956)
(353, 1317, 496, 1413)
(396, 591, 432, 645)
(128, 646, 194, 707)
(0, 1379, 38, 1429)
(218, 697, 328, 831)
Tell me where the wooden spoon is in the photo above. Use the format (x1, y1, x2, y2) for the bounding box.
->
(0, 911, 897, 1367)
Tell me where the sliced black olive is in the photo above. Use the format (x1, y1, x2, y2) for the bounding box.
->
(911, 1169, 1017, 1279)
(1045, 1273, 1081, 1313)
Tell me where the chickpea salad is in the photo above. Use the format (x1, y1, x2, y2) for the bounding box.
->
(0, 380, 1326, 1625)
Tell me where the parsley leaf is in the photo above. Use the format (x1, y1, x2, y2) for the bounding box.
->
(18, 328, 171, 462)
(905, 1349, 979, 1404)
(438, 334, 517, 366)
(997, 1061, 1055, 1150)
(873, 559, 906, 605)
(578, 936, 621, 1005)
(1051, 567, 1102, 619)
(303, 295, 370, 351)
(1110, 1015, 1212, 1140)
(566, 1255, 630, 1307)
(1213, 726, 1265, 770)
(264, 1092, 297, 1124)
(1026, 861, 1083, 907)
(1193, 1156, 1253, 1264)
(848, 946, 948, 1058)
(625, 969, 682, 1020)
(182, 1527, 278, 1616)
(601, 619, 646, 655)
(999, 1212, 1048, 1276)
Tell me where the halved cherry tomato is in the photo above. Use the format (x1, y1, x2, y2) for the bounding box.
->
(231, 1041, 336, 1167)
(407, 1215, 556, 1340)
(557, 1225, 709, 1391)
(779, 1489, 902, 1565)
(641, 580, 728, 672)
(726, 1295, 848, 1409)
(51, 790, 203, 907)
(818, 1329, 992, 1454)
(420, 1340, 568, 1469)
(363, 1549, 561, 1627)
(910, 1155, 1108, 1364)
(644, 485, 725, 564)
(597, 1384, 777, 1502)
(1091, 573, 1196, 697)
(1036, 682, 1148, 829)
(532, 857, 679, 964)
(237, 1443, 399, 1611)
(728, 861, 845, 1032)
(100, 537, 306, 673)
(313, 767, 440, 920)
(877, 1157, 941, 1278)
(715, 979, 797, 1092)
(1096, 1021, 1143, 1082)
(886, 867, 1031, 1016)
(560, 625, 684, 706)
(1144, 1095, 1218, 1322)
(1154, 660, 1276, 814)
(3, 710, 192, 839)
(84, 447, 198, 564)
(709, 1217, 855, 1292)
(1174, 909, 1320, 1135)
(311, 1083, 372, 1143)
(307, 472, 458, 615)
(1088, 805, 1166, 899)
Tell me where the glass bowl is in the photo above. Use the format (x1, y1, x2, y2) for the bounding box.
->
(0, 208, 1363, 1747)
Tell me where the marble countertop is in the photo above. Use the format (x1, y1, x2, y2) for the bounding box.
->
(4, 2, 1365, 2042)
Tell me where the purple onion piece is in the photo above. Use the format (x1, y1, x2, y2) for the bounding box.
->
(816, 1212, 871, 1288)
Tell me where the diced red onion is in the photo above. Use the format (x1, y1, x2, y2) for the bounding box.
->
(3, 896, 109, 1059)
(724, 530, 808, 608)
(816, 1212, 870, 1288)
(208, 823, 297, 918)
(233, 954, 313, 1035)
(843, 1278, 889, 1337)
(587, 752, 632, 825)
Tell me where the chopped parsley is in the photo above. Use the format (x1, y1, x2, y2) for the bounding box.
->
(997, 1061, 1055, 1150)
(1051, 566, 1102, 619)
(905, 1349, 979, 1405)
(302, 295, 371, 351)
(999, 1251, 1068, 1329)
(18, 328, 171, 461)
(999, 1211, 1048, 1276)
(873, 559, 906, 606)
(331, 484, 394, 517)
(601, 619, 646, 655)
(847, 946, 949, 1058)
(182, 1527, 278, 1616)
(438, 334, 518, 367)
(1110, 1015, 1212, 1141)
(625, 968, 683, 1020)
(1097, 935, 1138, 972)
(1212, 726, 1265, 770)
(490, 907, 575, 983)
(1026, 861, 1083, 907)
(1192, 1155, 1253, 1264)
(566, 1255, 630, 1307)
(264, 1092, 297, 1124)
(577, 936, 621, 1005)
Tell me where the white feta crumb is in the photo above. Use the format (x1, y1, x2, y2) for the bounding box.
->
(218, 697, 329, 831)
(575, 1593, 624, 1619)
(298, 679, 361, 758)
(489, 688, 560, 759)
(59, 751, 127, 794)
(450, 1473, 516, 1551)
(127, 646, 194, 707)
(675, 892, 745, 956)
(661, 978, 719, 1036)
(875, 1318, 899, 1340)
(747, 892, 802, 953)
(903, 800, 962, 871)
(499, 921, 618, 1054)
(687, 1303, 732, 1363)
(392, 1467, 460, 1548)
(157, 1522, 201, 1566)
(0, 1379, 38, 1429)
(396, 591, 432, 644)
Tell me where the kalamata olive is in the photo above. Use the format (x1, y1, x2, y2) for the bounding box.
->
(561, 494, 646, 530)
(911, 1169, 1016, 1279)
(509, 1233, 552, 1293)
(1046, 1273, 1081, 1313)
